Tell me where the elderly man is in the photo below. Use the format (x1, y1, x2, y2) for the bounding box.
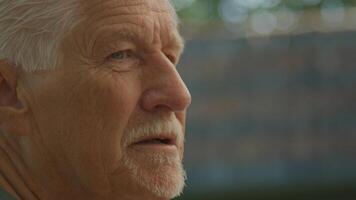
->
(0, 0, 191, 199)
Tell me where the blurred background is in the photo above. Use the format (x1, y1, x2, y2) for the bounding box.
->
(171, 0, 356, 199)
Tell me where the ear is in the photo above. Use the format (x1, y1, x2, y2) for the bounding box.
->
(0, 59, 30, 136)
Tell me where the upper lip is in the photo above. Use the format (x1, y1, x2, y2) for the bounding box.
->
(130, 133, 177, 146)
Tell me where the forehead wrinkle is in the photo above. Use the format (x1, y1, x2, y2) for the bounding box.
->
(81, 0, 175, 26)
(85, 5, 149, 26)
(79, 0, 180, 53)
(89, 21, 152, 53)
(80, 1, 153, 43)
(80, 0, 147, 15)
(146, 0, 176, 26)
(81, 6, 153, 48)
(95, 23, 149, 44)
(151, 11, 179, 49)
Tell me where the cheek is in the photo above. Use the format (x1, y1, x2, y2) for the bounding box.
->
(97, 78, 140, 170)
(32, 70, 141, 174)
(73, 72, 142, 171)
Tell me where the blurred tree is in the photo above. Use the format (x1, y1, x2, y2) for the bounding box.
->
(173, 0, 356, 22)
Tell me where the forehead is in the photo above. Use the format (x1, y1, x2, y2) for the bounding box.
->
(80, 0, 176, 23)
(77, 0, 181, 48)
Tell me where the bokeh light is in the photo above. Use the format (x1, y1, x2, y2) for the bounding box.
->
(171, 0, 196, 11)
(276, 7, 299, 32)
(173, 0, 356, 199)
(250, 11, 277, 35)
(219, 0, 249, 24)
(260, 0, 281, 9)
(302, 0, 322, 6)
(321, 0, 345, 29)
(179, 0, 215, 23)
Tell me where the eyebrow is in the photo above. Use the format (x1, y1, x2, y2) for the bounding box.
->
(92, 25, 146, 47)
(168, 32, 185, 54)
(112, 29, 140, 42)
(93, 23, 185, 55)
(175, 33, 185, 49)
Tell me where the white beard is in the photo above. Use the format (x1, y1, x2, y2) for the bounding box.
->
(121, 115, 186, 198)
(123, 151, 186, 199)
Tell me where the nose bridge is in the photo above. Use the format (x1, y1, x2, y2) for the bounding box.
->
(141, 53, 191, 112)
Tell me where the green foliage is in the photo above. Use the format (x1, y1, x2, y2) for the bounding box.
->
(176, 0, 220, 22)
(174, 0, 356, 22)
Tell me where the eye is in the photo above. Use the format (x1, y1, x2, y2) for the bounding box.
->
(108, 50, 131, 61)
(104, 49, 139, 72)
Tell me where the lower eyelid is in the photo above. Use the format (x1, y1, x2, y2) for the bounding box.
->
(108, 57, 139, 67)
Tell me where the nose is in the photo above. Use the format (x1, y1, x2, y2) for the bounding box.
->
(140, 54, 192, 112)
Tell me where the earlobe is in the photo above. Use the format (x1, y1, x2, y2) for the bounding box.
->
(0, 60, 30, 136)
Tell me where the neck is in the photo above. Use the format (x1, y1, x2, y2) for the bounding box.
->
(0, 172, 20, 199)
(0, 132, 91, 200)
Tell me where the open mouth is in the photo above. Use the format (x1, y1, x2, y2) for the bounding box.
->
(131, 134, 177, 146)
(131, 135, 176, 147)
(128, 134, 179, 155)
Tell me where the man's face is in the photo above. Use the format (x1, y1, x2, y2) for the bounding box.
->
(20, 0, 191, 199)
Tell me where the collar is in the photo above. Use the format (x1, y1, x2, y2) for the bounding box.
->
(0, 188, 15, 200)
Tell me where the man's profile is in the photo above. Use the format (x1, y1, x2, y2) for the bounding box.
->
(0, 0, 191, 199)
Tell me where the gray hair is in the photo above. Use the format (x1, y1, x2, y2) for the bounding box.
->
(0, 0, 81, 72)
(0, 0, 178, 72)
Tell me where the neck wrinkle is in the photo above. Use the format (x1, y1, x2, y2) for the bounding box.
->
(0, 134, 41, 200)
(0, 171, 21, 199)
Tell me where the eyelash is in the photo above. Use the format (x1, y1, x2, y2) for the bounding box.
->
(107, 50, 133, 61)
(106, 49, 178, 67)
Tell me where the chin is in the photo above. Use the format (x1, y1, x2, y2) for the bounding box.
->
(123, 150, 186, 199)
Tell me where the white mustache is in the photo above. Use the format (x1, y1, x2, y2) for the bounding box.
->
(124, 116, 183, 147)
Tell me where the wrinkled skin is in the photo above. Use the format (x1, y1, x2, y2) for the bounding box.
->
(0, 0, 191, 199)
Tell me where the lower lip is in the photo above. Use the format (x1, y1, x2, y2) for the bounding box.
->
(129, 143, 178, 154)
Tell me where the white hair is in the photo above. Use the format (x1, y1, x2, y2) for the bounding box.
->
(0, 0, 178, 72)
(0, 0, 81, 72)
